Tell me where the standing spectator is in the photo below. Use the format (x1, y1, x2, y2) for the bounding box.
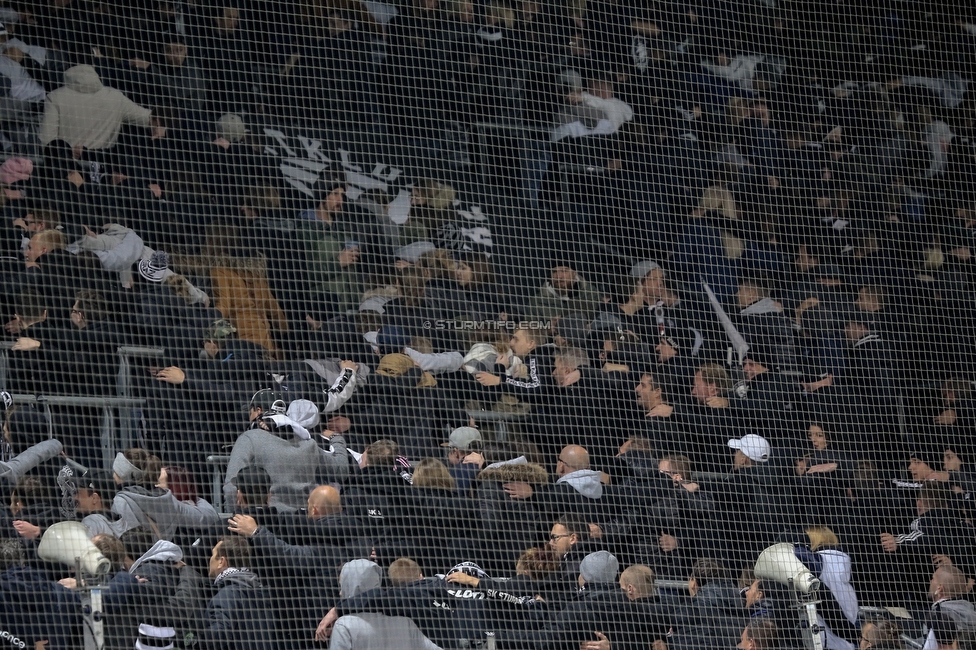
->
(39, 64, 162, 151)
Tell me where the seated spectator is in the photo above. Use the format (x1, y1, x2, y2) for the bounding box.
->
(442, 426, 484, 496)
(0, 45, 46, 103)
(525, 262, 603, 322)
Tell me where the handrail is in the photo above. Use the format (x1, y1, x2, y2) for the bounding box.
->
(117, 346, 166, 358)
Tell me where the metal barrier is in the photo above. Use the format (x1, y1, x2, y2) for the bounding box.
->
(465, 408, 529, 442)
(9, 392, 145, 469)
(207, 454, 231, 512)
(0, 340, 12, 388)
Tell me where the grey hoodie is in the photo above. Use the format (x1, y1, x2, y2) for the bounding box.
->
(39, 64, 152, 149)
(740, 297, 783, 316)
(223, 426, 325, 511)
(333, 561, 441, 650)
(339, 560, 383, 599)
(129, 539, 183, 574)
(113, 486, 219, 540)
(0, 439, 62, 486)
(556, 469, 604, 499)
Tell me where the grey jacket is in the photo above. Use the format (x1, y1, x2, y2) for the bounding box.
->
(113, 487, 219, 540)
(0, 439, 62, 487)
(223, 427, 325, 511)
(330, 614, 442, 650)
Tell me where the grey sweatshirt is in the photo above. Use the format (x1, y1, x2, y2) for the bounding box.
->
(0, 439, 62, 486)
(113, 487, 219, 540)
(223, 427, 325, 511)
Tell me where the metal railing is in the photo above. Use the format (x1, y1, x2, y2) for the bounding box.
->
(8, 393, 145, 468)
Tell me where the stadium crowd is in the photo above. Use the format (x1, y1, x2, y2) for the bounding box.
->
(1, 0, 976, 649)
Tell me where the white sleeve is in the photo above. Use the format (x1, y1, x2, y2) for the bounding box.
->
(321, 368, 357, 412)
(404, 347, 463, 374)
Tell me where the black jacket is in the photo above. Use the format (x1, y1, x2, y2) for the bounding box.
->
(0, 566, 82, 650)
(197, 569, 278, 650)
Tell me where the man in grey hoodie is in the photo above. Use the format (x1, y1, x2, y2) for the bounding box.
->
(327, 559, 442, 650)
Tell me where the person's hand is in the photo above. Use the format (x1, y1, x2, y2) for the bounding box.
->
(935, 409, 957, 426)
(148, 183, 163, 198)
(338, 247, 359, 267)
(950, 247, 971, 261)
(5, 318, 23, 334)
(129, 57, 151, 69)
(704, 396, 727, 408)
(495, 352, 512, 369)
(559, 368, 582, 386)
(933, 554, 954, 568)
(660, 533, 678, 552)
(13, 520, 40, 540)
(580, 631, 611, 650)
(601, 363, 628, 373)
(155, 367, 186, 385)
(305, 314, 322, 330)
(503, 482, 533, 499)
(58, 577, 78, 589)
(315, 608, 339, 641)
(151, 125, 166, 140)
(35, 641, 48, 650)
(795, 459, 808, 476)
(656, 340, 677, 362)
(566, 91, 583, 104)
(462, 451, 485, 467)
(228, 514, 258, 537)
(589, 523, 603, 539)
(327, 416, 352, 433)
(652, 640, 668, 650)
(880, 533, 898, 553)
(805, 462, 838, 475)
(647, 404, 672, 418)
(213, 137, 231, 150)
(801, 374, 833, 393)
(11, 337, 41, 351)
(475, 372, 502, 386)
(446, 572, 480, 587)
(395, 258, 412, 269)
(340, 360, 359, 372)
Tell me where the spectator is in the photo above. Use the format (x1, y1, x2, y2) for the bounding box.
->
(112, 448, 219, 540)
(327, 559, 441, 650)
(441, 426, 484, 495)
(222, 402, 325, 512)
(39, 64, 161, 150)
(197, 536, 277, 649)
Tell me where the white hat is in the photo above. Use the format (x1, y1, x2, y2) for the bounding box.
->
(630, 259, 661, 278)
(286, 399, 320, 430)
(728, 434, 770, 463)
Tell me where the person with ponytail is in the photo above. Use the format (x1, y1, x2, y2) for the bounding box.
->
(112, 448, 219, 541)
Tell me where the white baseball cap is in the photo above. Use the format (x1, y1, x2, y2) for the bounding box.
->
(728, 434, 771, 463)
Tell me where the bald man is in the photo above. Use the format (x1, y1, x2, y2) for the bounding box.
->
(503, 444, 610, 526)
(922, 566, 976, 650)
(308, 485, 342, 520)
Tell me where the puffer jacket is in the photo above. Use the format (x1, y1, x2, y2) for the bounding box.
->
(474, 462, 549, 574)
(39, 65, 152, 149)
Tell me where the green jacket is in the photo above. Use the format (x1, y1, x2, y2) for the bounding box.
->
(526, 278, 603, 321)
(298, 218, 361, 311)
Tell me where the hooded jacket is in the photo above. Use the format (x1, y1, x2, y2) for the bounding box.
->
(222, 424, 325, 511)
(0, 439, 62, 488)
(39, 65, 153, 149)
(113, 486, 220, 541)
(528, 469, 611, 526)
